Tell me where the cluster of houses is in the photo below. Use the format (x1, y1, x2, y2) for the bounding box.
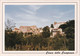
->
(13, 22, 65, 37)
(13, 25, 43, 34)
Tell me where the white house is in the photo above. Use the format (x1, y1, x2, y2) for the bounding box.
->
(50, 22, 65, 38)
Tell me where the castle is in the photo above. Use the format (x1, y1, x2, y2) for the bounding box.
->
(13, 22, 65, 37)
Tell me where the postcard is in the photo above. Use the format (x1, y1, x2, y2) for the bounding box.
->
(0, 0, 80, 56)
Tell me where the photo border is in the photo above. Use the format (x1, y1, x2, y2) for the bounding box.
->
(1, 1, 79, 55)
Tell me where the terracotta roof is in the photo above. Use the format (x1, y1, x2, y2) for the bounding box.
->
(14, 28, 19, 30)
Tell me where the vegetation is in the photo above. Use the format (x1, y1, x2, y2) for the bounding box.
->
(42, 26, 50, 38)
(51, 24, 54, 28)
(5, 19, 15, 31)
(5, 20, 75, 51)
(59, 20, 75, 50)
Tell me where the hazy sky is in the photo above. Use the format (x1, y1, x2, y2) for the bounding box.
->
(5, 5, 75, 28)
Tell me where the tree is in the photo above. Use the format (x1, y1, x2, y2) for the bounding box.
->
(5, 32, 24, 48)
(59, 24, 67, 31)
(51, 24, 54, 28)
(66, 38, 74, 50)
(5, 19, 16, 49)
(59, 20, 75, 50)
(42, 26, 50, 38)
(52, 32, 68, 50)
(5, 19, 15, 31)
(64, 27, 74, 38)
(59, 20, 75, 39)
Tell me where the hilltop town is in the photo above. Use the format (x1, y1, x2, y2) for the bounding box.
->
(5, 20, 74, 50)
(13, 22, 65, 38)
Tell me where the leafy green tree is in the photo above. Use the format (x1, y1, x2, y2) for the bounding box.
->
(64, 27, 74, 38)
(5, 32, 17, 47)
(42, 26, 50, 38)
(66, 38, 74, 50)
(59, 20, 75, 50)
(16, 32, 24, 45)
(51, 24, 54, 28)
(59, 24, 67, 31)
(52, 32, 66, 50)
(59, 20, 75, 39)
(5, 32, 24, 48)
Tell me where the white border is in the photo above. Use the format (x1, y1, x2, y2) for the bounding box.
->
(2, 2, 78, 54)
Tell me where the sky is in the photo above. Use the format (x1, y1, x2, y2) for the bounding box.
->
(5, 5, 75, 28)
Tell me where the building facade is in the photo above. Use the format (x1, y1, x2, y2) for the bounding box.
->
(13, 25, 43, 35)
(13, 22, 65, 38)
(50, 22, 65, 37)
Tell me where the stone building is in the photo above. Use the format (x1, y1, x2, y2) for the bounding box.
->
(13, 25, 43, 35)
(13, 22, 65, 38)
(50, 22, 65, 37)
(53, 22, 65, 29)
